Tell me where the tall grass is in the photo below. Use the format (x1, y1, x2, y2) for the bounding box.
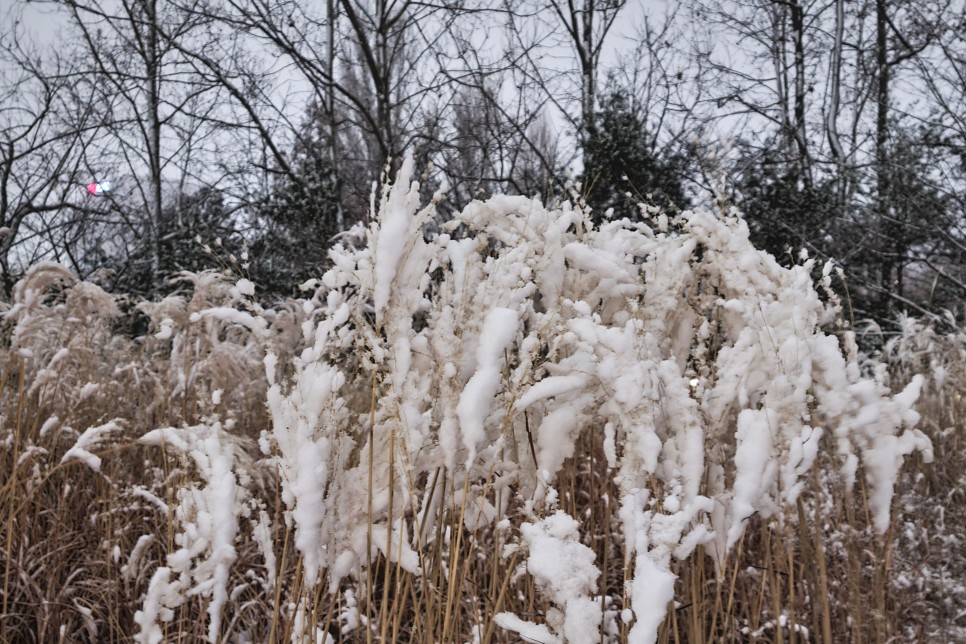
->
(1, 163, 961, 642)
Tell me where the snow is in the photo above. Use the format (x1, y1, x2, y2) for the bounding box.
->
(155, 317, 175, 340)
(190, 307, 268, 337)
(137, 423, 247, 643)
(515, 511, 602, 643)
(39, 415, 59, 438)
(234, 278, 255, 297)
(457, 307, 519, 465)
(515, 375, 587, 411)
(371, 155, 425, 327)
(729, 408, 777, 546)
(134, 567, 184, 644)
(130, 486, 169, 514)
(122, 535, 156, 581)
(494, 612, 556, 644)
(60, 419, 123, 472)
(252, 509, 277, 590)
(4, 162, 936, 643)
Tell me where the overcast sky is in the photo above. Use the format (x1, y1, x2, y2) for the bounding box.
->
(3, 0, 673, 75)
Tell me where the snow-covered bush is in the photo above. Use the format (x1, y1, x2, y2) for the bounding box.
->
(258, 156, 932, 641)
(1, 262, 123, 422)
(875, 313, 966, 404)
(0, 158, 939, 642)
(867, 314, 966, 640)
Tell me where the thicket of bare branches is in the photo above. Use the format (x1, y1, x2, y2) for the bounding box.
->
(1, 0, 965, 324)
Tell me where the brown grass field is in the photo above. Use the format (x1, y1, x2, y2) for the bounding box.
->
(1, 261, 964, 644)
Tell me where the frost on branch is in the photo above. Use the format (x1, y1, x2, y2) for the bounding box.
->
(260, 155, 931, 641)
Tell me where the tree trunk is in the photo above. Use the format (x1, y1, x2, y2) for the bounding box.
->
(581, 0, 595, 140)
(327, 0, 345, 231)
(876, 0, 896, 314)
(826, 0, 845, 165)
(145, 0, 164, 293)
(789, 0, 811, 187)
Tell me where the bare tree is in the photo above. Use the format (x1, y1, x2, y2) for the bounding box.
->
(684, 0, 966, 320)
(503, 0, 626, 144)
(189, 0, 485, 192)
(869, 0, 949, 314)
(53, 0, 243, 293)
(427, 79, 562, 207)
(689, 0, 834, 182)
(0, 14, 105, 295)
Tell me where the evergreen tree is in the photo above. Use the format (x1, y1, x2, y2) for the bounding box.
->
(734, 145, 840, 266)
(84, 186, 244, 297)
(870, 126, 957, 316)
(159, 187, 244, 278)
(581, 87, 688, 223)
(249, 121, 345, 297)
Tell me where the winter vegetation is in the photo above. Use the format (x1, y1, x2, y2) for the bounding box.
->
(2, 160, 964, 642)
(2, 0, 966, 320)
(3, 0, 966, 640)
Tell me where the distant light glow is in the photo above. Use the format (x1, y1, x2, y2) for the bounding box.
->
(86, 180, 112, 195)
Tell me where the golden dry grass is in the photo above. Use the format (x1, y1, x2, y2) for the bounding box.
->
(1, 269, 963, 643)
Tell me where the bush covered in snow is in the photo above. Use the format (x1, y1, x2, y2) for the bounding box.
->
(0, 157, 946, 642)
(255, 156, 931, 641)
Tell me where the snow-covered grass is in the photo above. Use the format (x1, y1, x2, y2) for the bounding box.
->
(0, 160, 962, 642)
(870, 317, 966, 640)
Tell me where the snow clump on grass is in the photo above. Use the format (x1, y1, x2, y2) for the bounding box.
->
(495, 510, 601, 643)
(135, 422, 253, 644)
